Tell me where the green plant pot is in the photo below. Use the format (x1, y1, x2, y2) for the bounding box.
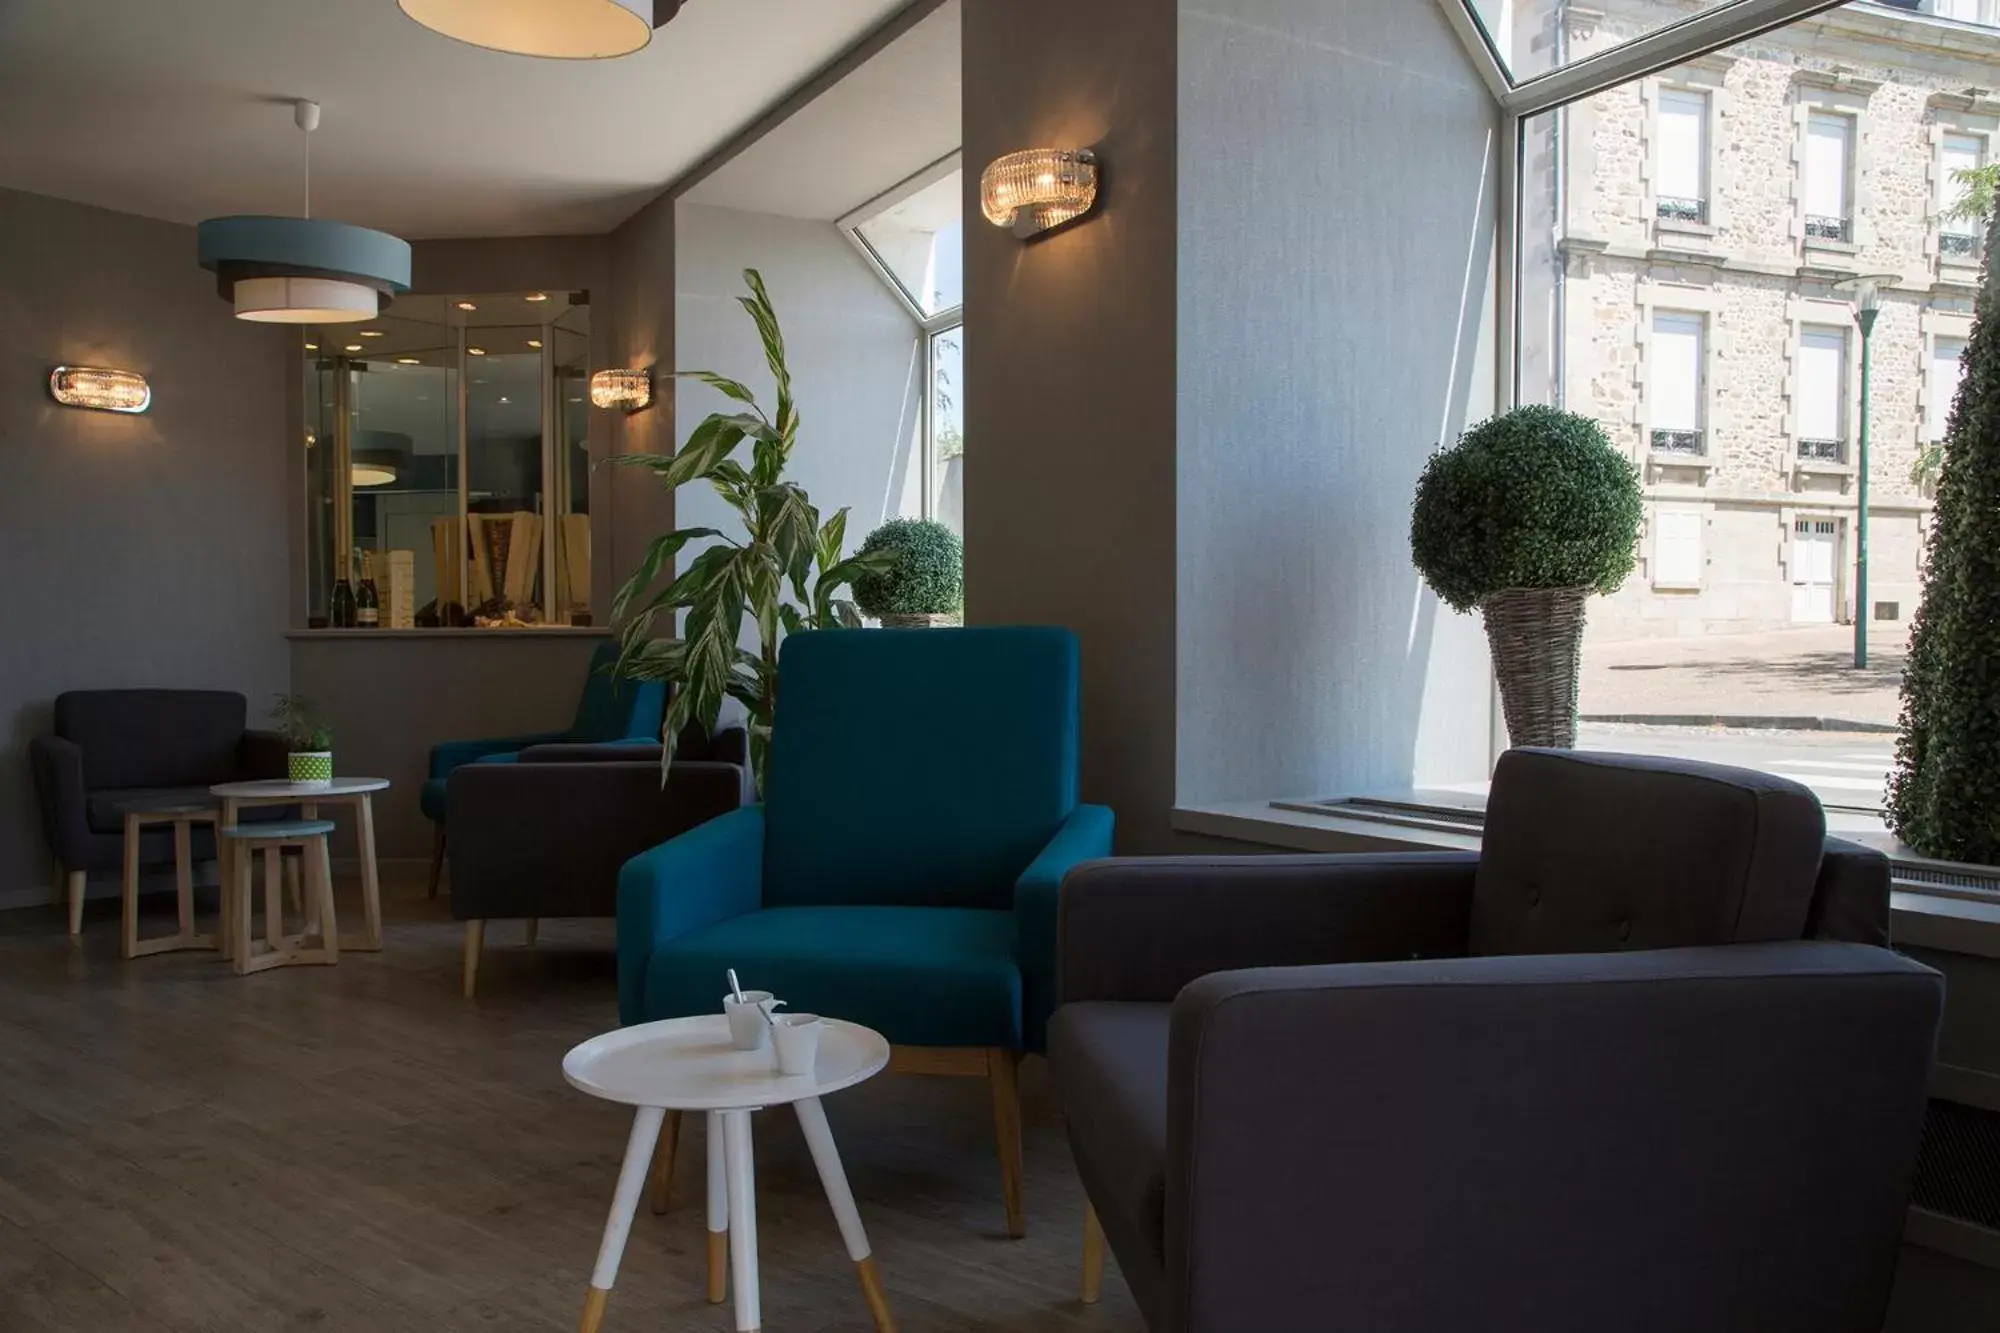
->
(288, 751, 334, 788)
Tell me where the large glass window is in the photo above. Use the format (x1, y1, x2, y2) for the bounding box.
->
(303, 292, 591, 628)
(848, 159, 964, 319)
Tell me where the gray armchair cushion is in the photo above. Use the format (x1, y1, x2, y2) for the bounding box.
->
(54, 690, 248, 790)
(1472, 748, 1827, 957)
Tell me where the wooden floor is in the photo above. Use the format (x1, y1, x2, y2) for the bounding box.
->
(0, 872, 1143, 1333)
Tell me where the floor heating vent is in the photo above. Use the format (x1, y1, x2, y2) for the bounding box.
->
(1911, 1099, 2000, 1233)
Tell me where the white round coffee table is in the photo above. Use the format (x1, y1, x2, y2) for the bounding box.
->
(563, 1013, 894, 1333)
(210, 777, 389, 952)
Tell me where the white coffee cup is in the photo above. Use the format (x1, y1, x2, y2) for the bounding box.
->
(723, 990, 776, 1051)
(771, 1013, 825, 1076)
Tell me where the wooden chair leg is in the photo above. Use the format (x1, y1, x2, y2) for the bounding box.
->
(649, 1109, 682, 1214)
(427, 824, 447, 899)
(988, 1049, 1025, 1238)
(462, 920, 484, 998)
(120, 813, 141, 959)
(1082, 1199, 1105, 1304)
(65, 869, 86, 938)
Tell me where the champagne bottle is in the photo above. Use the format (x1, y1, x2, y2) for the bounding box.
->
(330, 549, 357, 629)
(357, 549, 380, 628)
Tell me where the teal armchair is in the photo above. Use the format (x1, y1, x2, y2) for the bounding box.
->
(618, 627, 1112, 1237)
(422, 641, 665, 895)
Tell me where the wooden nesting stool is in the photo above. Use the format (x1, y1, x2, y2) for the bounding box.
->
(118, 800, 223, 960)
(221, 819, 339, 975)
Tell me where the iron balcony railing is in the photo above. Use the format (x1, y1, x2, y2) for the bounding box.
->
(1805, 214, 1852, 243)
(1799, 437, 1846, 463)
(1941, 231, 1982, 260)
(1651, 428, 1706, 455)
(1657, 196, 1709, 225)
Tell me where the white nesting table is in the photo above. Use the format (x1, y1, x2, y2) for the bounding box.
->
(563, 1013, 895, 1333)
(210, 777, 389, 953)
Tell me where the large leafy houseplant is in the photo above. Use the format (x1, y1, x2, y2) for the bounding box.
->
(1888, 207, 2000, 863)
(1410, 405, 1642, 748)
(610, 269, 888, 785)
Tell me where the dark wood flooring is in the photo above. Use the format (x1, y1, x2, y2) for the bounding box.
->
(0, 874, 1144, 1333)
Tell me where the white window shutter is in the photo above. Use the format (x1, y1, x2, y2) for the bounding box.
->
(1650, 312, 1704, 432)
(1942, 134, 1983, 239)
(1656, 91, 1707, 203)
(1797, 327, 1846, 444)
(1932, 338, 1968, 442)
(1805, 114, 1851, 221)
(1654, 511, 1704, 588)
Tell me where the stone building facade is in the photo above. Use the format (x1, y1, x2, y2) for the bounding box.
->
(1516, 0, 1996, 641)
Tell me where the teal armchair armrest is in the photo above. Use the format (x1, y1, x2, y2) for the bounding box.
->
(428, 733, 567, 781)
(1015, 802, 1116, 1051)
(617, 806, 766, 1025)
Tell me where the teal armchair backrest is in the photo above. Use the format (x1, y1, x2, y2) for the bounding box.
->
(570, 641, 667, 743)
(762, 627, 1081, 910)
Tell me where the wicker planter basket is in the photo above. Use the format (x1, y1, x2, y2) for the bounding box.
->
(1481, 586, 1590, 749)
(877, 612, 962, 628)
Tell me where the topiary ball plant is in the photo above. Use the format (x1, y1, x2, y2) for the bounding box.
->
(1411, 406, 1642, 748)
(851, 518, 964, 624)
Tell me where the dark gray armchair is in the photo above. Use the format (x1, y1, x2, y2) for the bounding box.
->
(1051, 749, 1943, 1333)
(447, 717, 752, 997)
(29, 689, 288, 936)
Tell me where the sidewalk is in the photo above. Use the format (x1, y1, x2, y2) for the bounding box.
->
(1578, 625, 1908, 730)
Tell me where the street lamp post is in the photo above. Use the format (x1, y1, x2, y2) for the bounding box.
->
(1834, 274, 1899, 671)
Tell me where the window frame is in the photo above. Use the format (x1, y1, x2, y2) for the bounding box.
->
(837, 151, 965, 329)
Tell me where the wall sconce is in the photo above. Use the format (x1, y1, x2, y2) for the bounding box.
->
(980, 148, 1100, 240)
(49, 366, 151, 414)
(590, 367, 653, 411)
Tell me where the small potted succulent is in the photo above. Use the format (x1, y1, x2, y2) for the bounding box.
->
(851, 518, 964, 628)
(1410, 406, 1642, 749)
(270, 694, 335, 788)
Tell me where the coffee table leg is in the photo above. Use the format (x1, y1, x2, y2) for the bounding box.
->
(578, 1104, 665, 1333)
(721, 1109, 760, 1333)
(795, 1096, 896, 1333)
(707, 1111, 729, 1304)
(356, 793, 383, 950)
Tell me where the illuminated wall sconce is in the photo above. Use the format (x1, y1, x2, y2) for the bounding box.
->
(590, 367, 654, 411)
(49, 366, 151, 414)
(980, 148, 1100, 240)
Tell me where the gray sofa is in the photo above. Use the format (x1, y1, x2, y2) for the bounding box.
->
(447, 721, 752, 996)
(1050, 748, 1942, 1333)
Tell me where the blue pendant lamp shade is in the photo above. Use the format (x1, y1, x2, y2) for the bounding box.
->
(198, 216, 410, 324)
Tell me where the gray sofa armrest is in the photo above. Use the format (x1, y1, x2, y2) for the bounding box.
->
(28, 734, 89, 872)
(1163, 941, 1941, 1333)
(1808, 835, 1891, 945)
(448, 759, 748, 921)
(1059, 853, 1478, 1004)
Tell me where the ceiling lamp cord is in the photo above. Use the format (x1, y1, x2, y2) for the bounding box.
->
(296, 99, 320, 221)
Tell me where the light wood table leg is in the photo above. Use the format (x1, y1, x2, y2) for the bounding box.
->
(722, 1109, 760, 1333)
(649, 1109, 680, 1214)
(218, 798, 240, 959)
(121, 812, 142, 959)
(262, 847, 283, 950)
(65, 869, 85, 940)
(173, 819, 194, 938)
(232, 840, 256, 975)
(1082, 1199, 1106, 1304)
(462, 920, 484, 998)
(578, 1104, 665, 1333)
(796, 1096, 895, 1332)
(707, 1111, 729, 1303)
(312, 836, 339, 965)
(354, 793, 383, 951)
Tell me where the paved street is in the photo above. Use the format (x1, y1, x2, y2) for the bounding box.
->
(1580, 625, 1908, 728)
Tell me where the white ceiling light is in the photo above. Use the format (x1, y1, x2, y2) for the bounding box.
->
(398, 0, 686, 60)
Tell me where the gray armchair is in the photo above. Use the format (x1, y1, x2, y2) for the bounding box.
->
(29, 689, 288, 936)
(447, 717, 752, 997)
(1051, 749, 1943, 1333)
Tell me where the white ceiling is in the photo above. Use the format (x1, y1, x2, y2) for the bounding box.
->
(681, 0, 959, 221)
(0, 0, 914, 239)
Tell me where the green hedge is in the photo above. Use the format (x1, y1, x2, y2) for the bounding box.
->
(851, 518, 963, 617)
(1410, 406, 1642, 613)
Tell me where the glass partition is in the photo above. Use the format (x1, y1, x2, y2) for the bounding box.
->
(302, 292, 592, 628)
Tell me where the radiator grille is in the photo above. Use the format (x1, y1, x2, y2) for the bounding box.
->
(1911, 1099, 2000, 1232)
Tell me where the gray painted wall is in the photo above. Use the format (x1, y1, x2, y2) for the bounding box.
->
(962, 0, 1181, 850)
(607, 192, 679, 599)
(674, 201, 925, 552)
(0, 187, 292, 906)
(1175, 0, 1499, 803)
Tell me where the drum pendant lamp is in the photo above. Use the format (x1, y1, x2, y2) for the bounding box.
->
(398, 0, 686, 60)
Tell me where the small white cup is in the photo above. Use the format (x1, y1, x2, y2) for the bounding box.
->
(771, 1013, 825, 1076)
(723, 991, 775, 1051)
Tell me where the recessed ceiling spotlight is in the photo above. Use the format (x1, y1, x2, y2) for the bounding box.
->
(398, 357, 420, 365)
(526, 339, 543, 349)
(358, 330, 385, 338)
(526, 292, 549, 302)
(456, 301, 477, 311)
(467, 347, 486, 356)
(344, 343, 363, 352)
(304, 342, 319, 351)
(499, 396, 511, 404)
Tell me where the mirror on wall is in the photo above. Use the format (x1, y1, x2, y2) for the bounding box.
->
(302, 292, 592, 628)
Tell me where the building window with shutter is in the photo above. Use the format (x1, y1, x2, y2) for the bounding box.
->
(1930, 336, 1969, 443)
(1649, 311, 1706, 455)
(1796, 325, 1848, 462)
(1655, 89, 1710, 226)
(1653, 509, 1705, 590)
(1939, 132, 1985, 263)
(1804, 112, 1854, 244)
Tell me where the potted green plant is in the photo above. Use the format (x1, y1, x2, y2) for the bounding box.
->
(1410, 405, 1642, 749)
(852, 518, 964, 627)
(270, 694, 334, 787)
